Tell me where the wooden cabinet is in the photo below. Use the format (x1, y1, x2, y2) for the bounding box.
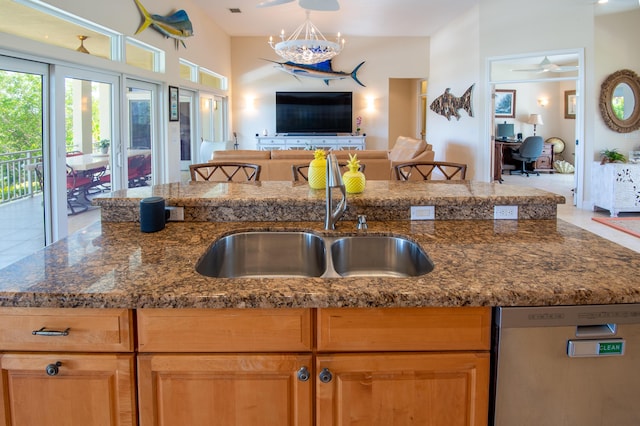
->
(0, 307, 491, 425)
(138, 354, 312, 426)
(137, 307, 491, 426)
(316, 307, 491, 426)
(136, 308, 314, 426)
(534, 142, 555, 172)
(0, 308, 136, 426)
(316, 353, 489, 426)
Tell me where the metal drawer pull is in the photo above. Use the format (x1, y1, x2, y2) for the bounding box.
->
(32, 327, 70, 337)
(297, 366, 310, 382)
(319, 368, 333, 383)
(45, 361, 62, 376)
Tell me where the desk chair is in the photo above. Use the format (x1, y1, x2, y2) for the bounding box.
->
(190, 162, 261, 182)
(291, 163, 366, 181)
(394, 161, 467, 181)
(509, 136, 544, 177)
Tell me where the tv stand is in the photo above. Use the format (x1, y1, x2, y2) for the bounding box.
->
(256, 135, 365, 151)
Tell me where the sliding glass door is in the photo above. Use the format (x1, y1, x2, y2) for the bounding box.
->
(0, 56, 48, 269)
(125, 80, 158, 187)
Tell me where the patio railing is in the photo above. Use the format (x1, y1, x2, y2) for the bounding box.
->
(0, 149, 42, 204)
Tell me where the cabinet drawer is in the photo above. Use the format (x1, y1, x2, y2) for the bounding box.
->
(137, 308, 313, 352)
(317, 307, 491, 352)
(535, 156, 552, 169)
(0, 308, 133, 352)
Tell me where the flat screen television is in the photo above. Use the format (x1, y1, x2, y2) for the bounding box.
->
(276, 91, 352, 135)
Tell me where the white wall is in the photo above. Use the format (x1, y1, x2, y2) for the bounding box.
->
(594, 9, 640, 161)
(427, 5, 480, 179)
(229, 36, 429, 150)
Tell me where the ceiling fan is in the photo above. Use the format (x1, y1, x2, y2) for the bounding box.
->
(513, 56, 578, 73)
(257, 0, 339, 11)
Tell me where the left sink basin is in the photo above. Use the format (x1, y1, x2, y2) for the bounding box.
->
(196, 231, 326, 278)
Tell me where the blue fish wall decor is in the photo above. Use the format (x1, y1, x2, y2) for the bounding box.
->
(265, 59, 366, 87)
(430, 85, 474, 121)
(133, 0, 193, 49)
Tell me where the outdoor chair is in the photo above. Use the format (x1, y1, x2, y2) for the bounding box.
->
(66, 164, 93, 215)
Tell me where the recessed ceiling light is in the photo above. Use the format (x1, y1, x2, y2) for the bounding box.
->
(597, 0, 608, 4)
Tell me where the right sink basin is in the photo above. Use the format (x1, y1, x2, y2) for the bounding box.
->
(330, 235, 435, 277)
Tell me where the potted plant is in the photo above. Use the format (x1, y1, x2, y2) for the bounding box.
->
(600, 148, 626, 164)
(97, 139, 110, 154)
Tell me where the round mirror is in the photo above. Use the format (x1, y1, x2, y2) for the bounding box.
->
(599, 69, 640, 133)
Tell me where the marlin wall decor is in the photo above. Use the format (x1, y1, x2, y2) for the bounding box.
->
(430, 84, 474, 121)
(133, 0, 194, 49)
(265, 59, 366, 87)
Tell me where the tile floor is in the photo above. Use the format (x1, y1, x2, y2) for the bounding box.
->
(0, 173, 638, 270)
(500, 171, 640, 253)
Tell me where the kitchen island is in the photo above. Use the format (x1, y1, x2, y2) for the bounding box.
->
(0, 180, 638, 426)
(0, 180, 637, 309)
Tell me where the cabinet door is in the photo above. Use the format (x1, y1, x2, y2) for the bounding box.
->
(0, 353, 136, 426)
(316, 353, 489, 426)
(138, 354, 313, 426)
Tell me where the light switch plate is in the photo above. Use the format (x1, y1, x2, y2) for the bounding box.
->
(411, 206, 435, 220)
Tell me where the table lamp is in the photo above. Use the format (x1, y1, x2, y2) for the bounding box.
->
(527, 114, 543, 135)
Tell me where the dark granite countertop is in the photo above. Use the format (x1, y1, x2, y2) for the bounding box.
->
(0, 218, 638, 309)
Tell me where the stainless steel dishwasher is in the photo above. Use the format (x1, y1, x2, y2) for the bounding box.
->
(492, 304, 640, 425)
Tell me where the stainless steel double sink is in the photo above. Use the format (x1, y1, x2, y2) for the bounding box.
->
(196, 231, 434, 278)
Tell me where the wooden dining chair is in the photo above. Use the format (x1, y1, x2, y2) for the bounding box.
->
(190, 162, 261, 182)
(291, 163, 366, 181)
(394, 161, 467, 181)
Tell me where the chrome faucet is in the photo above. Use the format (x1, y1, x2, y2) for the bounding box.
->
(325, 153, 347, 230)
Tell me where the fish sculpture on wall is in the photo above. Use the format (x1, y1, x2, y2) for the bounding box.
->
(266, 59, 366, 87)
(133, 0, 194, 49)
(430, 84, 474, 121)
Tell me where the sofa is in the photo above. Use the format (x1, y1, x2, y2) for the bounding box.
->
(207, 136, 435, 181)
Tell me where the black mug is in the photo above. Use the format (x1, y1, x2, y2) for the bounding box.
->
(140, 197, 169, 233)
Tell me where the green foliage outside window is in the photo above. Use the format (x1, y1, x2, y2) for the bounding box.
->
(0, 70, 42, 156)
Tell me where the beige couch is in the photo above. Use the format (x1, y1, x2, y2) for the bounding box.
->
(208, 136, 434, 181)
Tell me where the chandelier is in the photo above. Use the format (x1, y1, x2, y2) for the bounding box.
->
(268, 11, 344, 65)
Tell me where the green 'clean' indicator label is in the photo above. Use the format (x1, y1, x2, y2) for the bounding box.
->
(599, 341, 624, 355)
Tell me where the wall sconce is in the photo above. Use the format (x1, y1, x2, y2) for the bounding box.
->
(366, 96, 375, 111)
(245, 96, 255, 111)
(537, 98, 549, 107)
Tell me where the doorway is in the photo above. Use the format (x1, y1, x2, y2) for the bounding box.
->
(488, 50, 584, 206)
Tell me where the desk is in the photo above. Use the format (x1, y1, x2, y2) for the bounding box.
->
(494, 140, 521, 182)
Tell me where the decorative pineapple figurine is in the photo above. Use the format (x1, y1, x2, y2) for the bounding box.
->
(308, 149, 327, 189)
(343, 153, 366, 194)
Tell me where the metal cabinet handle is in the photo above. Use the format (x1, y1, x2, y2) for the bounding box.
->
(32, 327, 70, 337)
(319, 368, 333, 383)
(45, 361, 62, 376)
(297, 366, 310, 382)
